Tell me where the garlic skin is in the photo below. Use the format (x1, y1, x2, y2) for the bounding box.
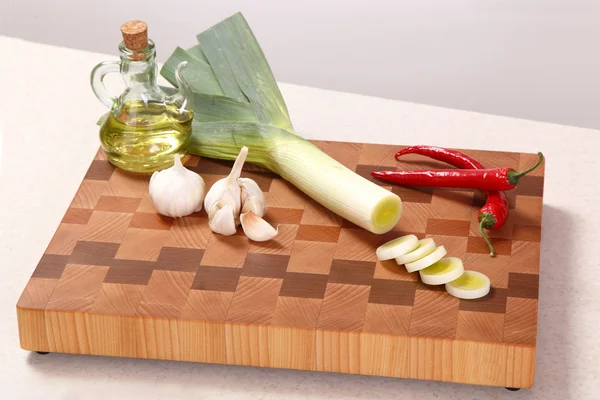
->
(149, 155, 205, 218)
(240, 212, 279, 242)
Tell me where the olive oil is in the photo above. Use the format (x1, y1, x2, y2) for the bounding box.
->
(100, 101, 193, 172)
(91, 21, 195, 173)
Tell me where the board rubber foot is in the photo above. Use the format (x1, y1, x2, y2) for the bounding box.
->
(505, 387, 520, 391)
(35, 351, 50, 355)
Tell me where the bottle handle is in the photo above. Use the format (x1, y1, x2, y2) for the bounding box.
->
(90, 61, 121, 108)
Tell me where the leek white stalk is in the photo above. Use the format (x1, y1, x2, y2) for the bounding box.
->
(274, 141, 402, 234)
(191, 123, 402, 234)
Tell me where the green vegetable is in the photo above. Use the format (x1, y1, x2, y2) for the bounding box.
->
(160, 12, 402, 234)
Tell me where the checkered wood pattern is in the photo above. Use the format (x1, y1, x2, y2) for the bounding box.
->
(17, 142, 544, 386)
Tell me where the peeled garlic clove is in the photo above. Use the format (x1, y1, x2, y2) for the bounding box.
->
(240, 211, 278, 242)
(209, 204, 237, 236)
(239, 177, 266, 218)
(149, 155, 205, 218)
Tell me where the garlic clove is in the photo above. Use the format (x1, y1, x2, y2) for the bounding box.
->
(207, 201, 220, 222)
(203, 178, 226, 214)
(149, 154, 205, 218)
(241, 195, 264, 217)
(239, 177, 266, 218)
(240, 211, 279, 242)
(209, 204, 237, 236)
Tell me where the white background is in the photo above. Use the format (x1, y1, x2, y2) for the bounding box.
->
(1, 37, 599, 400)
(1, 0, 599, 129)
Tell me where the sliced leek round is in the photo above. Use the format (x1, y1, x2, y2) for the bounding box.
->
(376, 234, 419, 260)
(419, 257, 465, 285)
(404, 245, 447, 273)
(445, 270, 491, 299)
(395, 238, 436, 265)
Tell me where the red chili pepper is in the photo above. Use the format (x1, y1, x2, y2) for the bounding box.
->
(372, 152, 543, 191)
(395, 146, 486, 169)
(477, 191, 509, 256)
(393, 145, 514, 257)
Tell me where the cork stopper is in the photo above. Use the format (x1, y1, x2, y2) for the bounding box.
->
(121, 20, 148, 50)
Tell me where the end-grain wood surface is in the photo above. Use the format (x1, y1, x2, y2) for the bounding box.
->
(17, 143, 544, 388)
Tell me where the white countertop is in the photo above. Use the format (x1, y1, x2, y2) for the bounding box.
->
(1, 36, 598, 400)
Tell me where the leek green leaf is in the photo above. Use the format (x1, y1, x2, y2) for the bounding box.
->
(197, 30, 248, 102)
(161, 47, 224, 96)
(192, 93, 257, 123)
(196, 13, 293, 131)
(160, 85, 255, 123)
(186, 44, 209, 64)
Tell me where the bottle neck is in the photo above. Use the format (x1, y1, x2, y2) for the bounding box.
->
(119, 40, 158, 90)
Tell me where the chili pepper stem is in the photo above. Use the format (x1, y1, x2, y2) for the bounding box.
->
(508, 152, 544, 186)
(479, 219, 496, 257)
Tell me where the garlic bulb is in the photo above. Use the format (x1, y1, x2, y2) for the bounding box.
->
(149, 155, 205, 218)
(204, 146, 277, 241)
(204, 147, 247, 234)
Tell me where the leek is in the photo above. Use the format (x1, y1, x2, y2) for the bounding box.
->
(160, 12, 402, 234)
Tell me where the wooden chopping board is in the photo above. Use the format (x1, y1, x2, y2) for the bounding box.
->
(16, 141, 544, 388)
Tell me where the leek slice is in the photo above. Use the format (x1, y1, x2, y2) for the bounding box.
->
(376, 235, 418, 260)
(445, 271, 490, 299)
(395, 238, 436, 265)
(404, 245, 447, 273)
(419, 257, 465, 286)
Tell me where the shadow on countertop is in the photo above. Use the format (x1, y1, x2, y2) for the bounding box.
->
(24, 204, 574, 400)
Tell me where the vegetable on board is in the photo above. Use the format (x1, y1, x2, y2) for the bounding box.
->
(371, 152, 543, 191)
(393, 145, 514, 257)
(149, 154, 205, 218)
(445, 270, 491, 300)
(158, 13, 402, 235)
(395, 238, 436, 265)
(384, 232, 491, 299)
(419, 257, 465, 286)
(376, 234, 419, 260)
(203, 146, 278, 241)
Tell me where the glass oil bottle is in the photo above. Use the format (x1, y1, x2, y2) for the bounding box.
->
(90, 20, 194, 173)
